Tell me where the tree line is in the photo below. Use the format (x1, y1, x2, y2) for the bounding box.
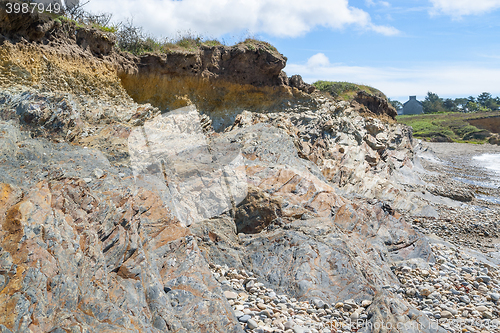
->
(390, 92, 500, 114)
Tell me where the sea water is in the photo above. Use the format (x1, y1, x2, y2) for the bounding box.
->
(472, 153, 500, 204)
(473, 153, 500, 174)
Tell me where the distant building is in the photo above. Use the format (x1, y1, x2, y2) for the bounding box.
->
(401, 96, 423, 115)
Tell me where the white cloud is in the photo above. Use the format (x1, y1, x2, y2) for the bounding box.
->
(286, 53, 500, 100)
(365, 0, 390, 8)
(83, 0, 399, 38)
(429, 0, 500, 17)
(307, 53, 330, 68)
(369, 24, 399, 35)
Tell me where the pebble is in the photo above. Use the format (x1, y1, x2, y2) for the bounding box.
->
(224, 291, 238, 300)
(247, 319, 258, 329)
(210, 239, 500, 333)
(239, 315, 251, 323)
(210, 265, 370, 332)
(393, 243, 500, 333)
(93, 168, 104, 178)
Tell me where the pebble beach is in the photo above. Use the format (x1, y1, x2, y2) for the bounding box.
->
(211, 141, 500, 333)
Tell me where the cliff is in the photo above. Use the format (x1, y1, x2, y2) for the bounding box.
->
(0, 0, 401, 128)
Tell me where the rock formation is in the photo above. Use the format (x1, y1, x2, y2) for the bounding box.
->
(2, 3, 492, 333)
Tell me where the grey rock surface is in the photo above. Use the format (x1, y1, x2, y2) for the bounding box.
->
(0, 87, 460, 332)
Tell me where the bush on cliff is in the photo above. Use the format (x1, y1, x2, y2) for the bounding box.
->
(312, 80, 385, 101)
(237, 38, 278, 53)
(115, 24, 273, 55)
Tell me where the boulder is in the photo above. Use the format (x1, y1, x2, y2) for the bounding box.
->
(353, 90, 398, 120)
(489, 133, 500, 145)
(427, 185, 474, 202)
(289, 74, 316, 94)
(235, 185, 282, 234)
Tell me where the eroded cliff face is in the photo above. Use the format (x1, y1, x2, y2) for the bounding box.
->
(468, 116, 500, 136)
(0, 1, 319, 125)
(0, 5, 443, 333)
(0, 41, 129, 98)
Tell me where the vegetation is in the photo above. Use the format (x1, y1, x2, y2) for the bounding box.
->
(388, 98, 403, 110)
(113, 25, 282, 55)
(115, 23, 228, 55)
(392, 92, 500, 114)
(113, 34, 279, 56)
(23, 1, 274, 55)
(312, 81, 385, 101)
(53, 3, 119, 33)
(237, 38, 278, 53)
(397, 111, 500, 143)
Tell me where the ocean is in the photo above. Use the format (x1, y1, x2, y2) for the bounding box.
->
(471, 153, 500, 204)
(473, 153, 500, 175)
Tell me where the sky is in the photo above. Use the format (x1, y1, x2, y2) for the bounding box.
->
(82, 0, 500, 102)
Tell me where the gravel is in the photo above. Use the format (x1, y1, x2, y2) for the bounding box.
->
(211, 239, 500, 332)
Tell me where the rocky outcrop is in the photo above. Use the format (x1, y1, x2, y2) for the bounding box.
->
(353, 90, 398, 120)
(0, 5, 468, 332)
(117, 44, 316, 117)
(0, 120, 243, 331)
(288, 74, 316, 94)
(0, 102, 438, 331)
(223, 98, 430, 215)
(134, 42, 287, 87)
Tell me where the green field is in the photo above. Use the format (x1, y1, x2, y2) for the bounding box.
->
(397, 111, 500, 143)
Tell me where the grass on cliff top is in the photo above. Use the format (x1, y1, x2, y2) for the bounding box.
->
(236, 38, 278, 53)
(117, 33, 223, 55)
(55, 16, 118, 33)
(397, 111, 500, 143)
(115, 23, 277, 56)
(312, 81, 385, 101)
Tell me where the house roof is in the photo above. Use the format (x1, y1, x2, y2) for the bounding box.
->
(403, 99, 423, 107)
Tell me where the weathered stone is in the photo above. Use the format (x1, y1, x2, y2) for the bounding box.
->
(427, 185, 474, 202)
(224, 291, 239, 300)
(353, 90, 398, 119)
(0, 177, 243, 332)
(247, 319, 258, 329)
(235, 185, 282, 234)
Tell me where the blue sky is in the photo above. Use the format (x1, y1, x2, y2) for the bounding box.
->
(84, 0, 500, 102)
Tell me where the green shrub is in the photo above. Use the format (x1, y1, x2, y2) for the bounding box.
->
(237, 38, 277, 53)
(312, 81, 384, 101)
(54, 11, 116, 33)
(92, 23, 117, 33)
(202, 39, 222, 47)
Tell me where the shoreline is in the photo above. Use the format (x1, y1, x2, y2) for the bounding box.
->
(409, 141, 500, 254)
